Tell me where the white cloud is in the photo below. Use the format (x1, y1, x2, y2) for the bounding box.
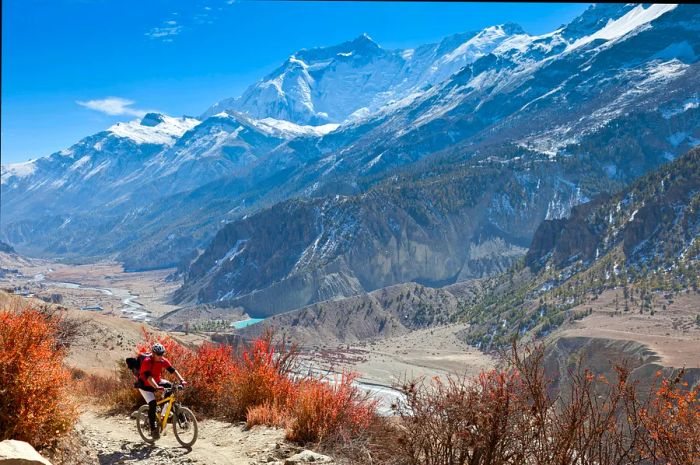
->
(147, 3, 232, 42)
(146, 20, 182, 42)
(76, 97, 147, 117)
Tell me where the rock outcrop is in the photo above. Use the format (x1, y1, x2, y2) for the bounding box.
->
(0, 241, 16, 254)
(0, 440, 52, 465)
(174, 160, 570, 315)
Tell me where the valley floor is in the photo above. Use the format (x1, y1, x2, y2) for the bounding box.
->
(1, 255, 181, 320)
(298, 323, 496, 387)
(0, 255, 204, 375)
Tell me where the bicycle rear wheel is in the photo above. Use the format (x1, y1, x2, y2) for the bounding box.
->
(136, 405, 157, 444)
(172, 406, 198, 447)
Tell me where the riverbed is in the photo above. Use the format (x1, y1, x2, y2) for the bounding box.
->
(41, 276, 152, 321)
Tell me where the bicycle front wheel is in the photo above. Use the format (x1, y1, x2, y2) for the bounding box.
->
(173, 406, 198, 447)
(136, 405, 156, 444)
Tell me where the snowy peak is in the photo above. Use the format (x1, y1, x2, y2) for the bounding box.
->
(499, 23, 527, 36)
(204, 23, 533, 125)
(108, 114, 200, 145)
(439, 23, 528, 66)
(295, 32, 382, 63)
(140, 112, 167, 127)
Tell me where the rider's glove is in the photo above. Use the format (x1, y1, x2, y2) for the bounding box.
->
(181, 380, 189, 387)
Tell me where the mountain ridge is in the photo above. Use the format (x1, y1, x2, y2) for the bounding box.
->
(460, 146, 700, 349)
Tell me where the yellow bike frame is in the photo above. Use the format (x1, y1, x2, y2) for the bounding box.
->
(155, 393, 176, 431)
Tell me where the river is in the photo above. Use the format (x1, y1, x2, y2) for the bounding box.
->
(296, 362, 405, 416)
(40, 276, 152, 321)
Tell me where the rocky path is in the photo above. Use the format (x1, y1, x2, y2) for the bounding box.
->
(76, 409, 308, 465)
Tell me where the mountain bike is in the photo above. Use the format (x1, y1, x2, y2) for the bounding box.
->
(135, 383, 198, 447)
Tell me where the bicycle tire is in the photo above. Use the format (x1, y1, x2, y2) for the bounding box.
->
(136, 405, 157, 444)
(172, 406, 198, 447)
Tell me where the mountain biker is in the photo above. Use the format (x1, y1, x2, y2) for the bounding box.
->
(137, 342, 187, 440)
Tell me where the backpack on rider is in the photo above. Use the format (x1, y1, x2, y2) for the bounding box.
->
(125, 352, 150, 387)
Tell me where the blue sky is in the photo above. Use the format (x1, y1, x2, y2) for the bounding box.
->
(1, 1, 590, 165)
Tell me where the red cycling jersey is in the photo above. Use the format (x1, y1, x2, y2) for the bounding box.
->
(139, 356, 173, 387)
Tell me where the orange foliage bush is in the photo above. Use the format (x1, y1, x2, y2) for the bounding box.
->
(286, 372, 377, 444)
(637, 370, 700, 464)
(221, 335, 298, 421)
(0, 306, 77, 447)
(246, 401, 290, 429)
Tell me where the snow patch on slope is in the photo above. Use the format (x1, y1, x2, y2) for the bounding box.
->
(1, 160, 37, 184)
(108, 115, 200, 145)
(251, 118, 340, 137)
(69, 155, 92, 171)
(566, 4, 677, 52)
(662, 96, 700, 119)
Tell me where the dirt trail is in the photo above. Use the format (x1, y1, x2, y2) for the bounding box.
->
(77, 408, 298, 465)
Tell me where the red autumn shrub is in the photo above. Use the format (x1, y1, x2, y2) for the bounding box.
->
(246, 401, 290, 429)
(186, 342, 237, 397)
(0, 306, 77, 447)
(637, 370, 700, 464)
(286, 372, 377, 444)
(222, 334, 298, 420)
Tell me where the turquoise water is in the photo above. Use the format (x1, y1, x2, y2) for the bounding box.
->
(231, 318, 265, 329)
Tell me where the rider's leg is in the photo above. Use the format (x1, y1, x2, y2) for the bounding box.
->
(138, 388, 158, 431)
(148, 400, 158, 431)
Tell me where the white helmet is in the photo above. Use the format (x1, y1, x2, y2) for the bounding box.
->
(152, 343, 166, 355)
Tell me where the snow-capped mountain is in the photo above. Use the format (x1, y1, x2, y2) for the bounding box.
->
(1, 109, 338, 217)
(0, 107, 341, 268)
(288, 3, 698, 184)
(173, 3, 700, 312)
(2, 3, 699, 308)
(1, 114, 199, 214)
(201, 4, 670, 127)
(203, 24, 539, 124)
